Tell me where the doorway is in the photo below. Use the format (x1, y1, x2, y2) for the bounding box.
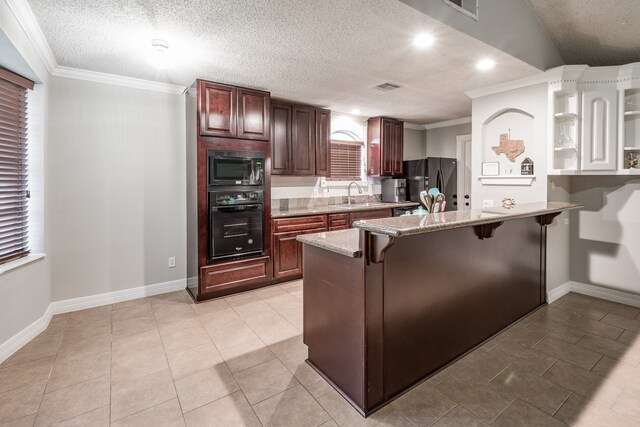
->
(456, 134, 472, 210)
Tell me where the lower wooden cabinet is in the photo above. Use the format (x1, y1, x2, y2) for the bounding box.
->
(271, 209, 393, 283)
(200, 256, 270, 298)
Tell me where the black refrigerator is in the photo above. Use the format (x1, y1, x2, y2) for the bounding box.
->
(403, 158, 458, 211)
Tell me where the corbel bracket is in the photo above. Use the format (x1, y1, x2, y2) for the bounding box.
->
(473, 221, 504, 239)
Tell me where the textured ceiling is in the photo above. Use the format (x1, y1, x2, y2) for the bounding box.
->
(27, 0, 541, 123)
(527, 0, 640, 66)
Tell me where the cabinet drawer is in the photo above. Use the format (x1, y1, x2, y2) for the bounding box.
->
(349, 209, 392, 224)
(273, 215, 328, 233)
(328, 213, 349, 228)
(200, 256, 269, 293)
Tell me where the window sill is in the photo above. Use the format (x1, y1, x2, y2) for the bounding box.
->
(0, 253, 46, 276)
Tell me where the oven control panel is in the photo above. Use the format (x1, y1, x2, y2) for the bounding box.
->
(211, 190, 263, 206)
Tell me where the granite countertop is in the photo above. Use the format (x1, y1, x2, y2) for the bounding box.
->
(271, 201, 419, 218)
(353, 201, 583, 237)
(296, 228, 362, 258)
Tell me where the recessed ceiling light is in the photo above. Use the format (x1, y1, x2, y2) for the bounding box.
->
(476, 58, 495, 71)
(413, 33, 435, 48)
(351, 108, 361, 115)
(146, 39, 174, 70)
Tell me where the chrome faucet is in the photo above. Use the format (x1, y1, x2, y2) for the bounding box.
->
(347, 181, 363, 205)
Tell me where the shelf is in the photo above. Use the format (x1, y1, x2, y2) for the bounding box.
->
(554, 146, 577, 152)
(554, 112, 578, 120)
(624, 111, 640, 118)
(623, 147, 640, 151)
(478, 175, 536, 186)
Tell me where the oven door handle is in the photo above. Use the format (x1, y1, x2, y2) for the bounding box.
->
(211, 204, 263, 213)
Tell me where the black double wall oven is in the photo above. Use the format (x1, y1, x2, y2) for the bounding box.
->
(208, 150, 265, 260)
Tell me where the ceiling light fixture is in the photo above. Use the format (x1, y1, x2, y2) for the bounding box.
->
(351, 108, 361, 115)
(476, 58, 495, 71)
(146, 39, 174, 70)
(413, 33, 435, 48)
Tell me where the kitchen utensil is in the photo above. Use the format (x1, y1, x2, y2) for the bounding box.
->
(420, 191, 434, 212)
(433, 193, 446, 213)
(428, 187, 440, 196)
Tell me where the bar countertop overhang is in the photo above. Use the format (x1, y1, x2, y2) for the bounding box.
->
(297, 201, 583, 256)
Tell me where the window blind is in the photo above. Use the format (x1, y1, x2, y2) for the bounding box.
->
(0, 69, 33, 264)
(329, 140, 363, 180)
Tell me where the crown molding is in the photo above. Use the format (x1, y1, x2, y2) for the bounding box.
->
(4, 0, 57, 73)
(5, 0, 187, 95)
(465, 71, 551, 99)
(53, 66, 187, 95)
(423, 116, 471, 130)
(403, 122, 426, 130)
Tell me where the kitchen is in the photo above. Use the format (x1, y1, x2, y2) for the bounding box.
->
(1, 0, 640, 426)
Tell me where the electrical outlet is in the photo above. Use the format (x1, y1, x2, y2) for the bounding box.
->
(483, 199, 494, 208)
(168, 257, 176, 268)
(564, 217, 570, 226)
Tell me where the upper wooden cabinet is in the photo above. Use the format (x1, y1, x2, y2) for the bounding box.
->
(198, 80, 270, 140)
(199, 81, 236, 138)
(367, 117, 404, 177)
(237, 88, 270, 140)
(271, 101, 330, 176)
(315, 108, 331, 176)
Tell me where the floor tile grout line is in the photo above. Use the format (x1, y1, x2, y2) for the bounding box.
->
(551, 391, 573, 417)
(424, 403, 458, 427)
(539, 358, 558, 377)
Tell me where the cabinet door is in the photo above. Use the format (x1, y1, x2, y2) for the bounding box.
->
(291, 105, 316, 175)
(380, 119, 394, 176)
(581, 90, 617, 171)
(237, 88, 270, 140)
(392, 120, 404, 176)
(273, 231, 303, 280)
(199, 81, 236, 137)
(315, 108, 331, 176)
(271, 102, 292, 175)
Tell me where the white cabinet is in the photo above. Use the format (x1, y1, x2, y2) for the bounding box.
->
(581, 90, 617, 171)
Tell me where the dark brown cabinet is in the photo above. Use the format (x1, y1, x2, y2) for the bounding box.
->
(315, 108, 331, 176)
(199, 81, 236, 138)
(367, 117, 404, 177)
(328, 213, 349, 231)
(292, 105, 316, 175)
(271, 101, 330, 176)
(199, 81, 270, 141)
(349, 209, 392, 224)
(272, 215, 328, 280)
(237, 88, 270, 140)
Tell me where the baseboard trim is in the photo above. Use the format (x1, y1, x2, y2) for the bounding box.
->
(50, 279, 187, 315)
(0, 279, 186, 364)
(548, 281, 640, 308)
(0, 305, 52, 364)
(547, 282, 572, 304)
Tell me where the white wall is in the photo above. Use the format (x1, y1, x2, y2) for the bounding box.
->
(470, 83, 548, 208)
(547, 176, 572, 292)
(49, 77, 186, 301)
(426, 123, 471, 158)
(570, 176, 640, 295)
(0, 0, 51, 348)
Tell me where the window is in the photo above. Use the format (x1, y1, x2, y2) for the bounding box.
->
(0, 68, 34, 265)
(329, 140, 363, 181)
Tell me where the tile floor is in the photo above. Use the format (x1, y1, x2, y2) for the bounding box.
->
(1, 285, 640, 426)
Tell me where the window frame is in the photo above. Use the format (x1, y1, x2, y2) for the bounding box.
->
(0, 67, 34, 266)
(328, 139, 365, 182)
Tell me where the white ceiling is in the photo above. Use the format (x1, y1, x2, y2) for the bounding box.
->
(26, 0, 541, 124)
(527, 0, 640, 66)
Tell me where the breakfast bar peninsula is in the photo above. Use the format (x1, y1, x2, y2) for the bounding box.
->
(297, 202, 581, 416)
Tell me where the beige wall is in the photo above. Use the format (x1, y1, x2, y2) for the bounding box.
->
(547, 176, 572, 292)
(426, 123, 471, 158)
(403, 128, 426, 160)
(49, 77, 186, 301)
